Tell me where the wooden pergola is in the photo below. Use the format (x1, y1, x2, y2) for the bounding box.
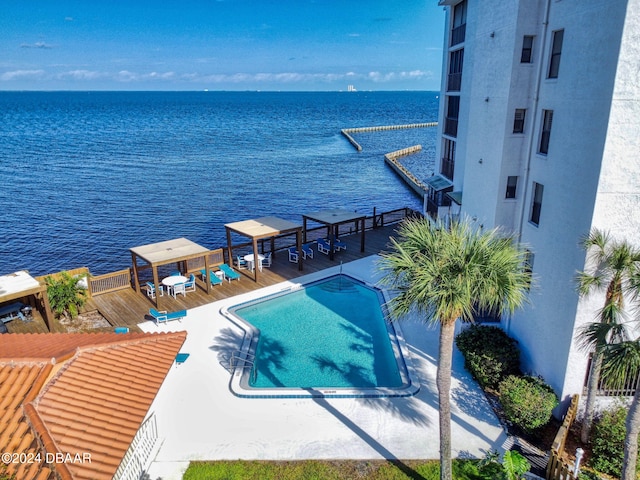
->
(302, 208, 366, 261)
(130, 237, 213, 308)
(0, 270, 54, 331)
(225, 216, 303, 282)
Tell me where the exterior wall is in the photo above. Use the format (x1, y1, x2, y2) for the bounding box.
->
(437, 0, 638, 408)
(563, 0, 640, 400)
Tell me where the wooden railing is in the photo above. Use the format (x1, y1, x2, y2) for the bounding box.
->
(36, 267, 90, 284)
(229, 207, 418, 257)
(89, 269, 132, 296)
(37, 207, 418, 294)
(546, 394, 580, 480)
(185, 249, 225, 273)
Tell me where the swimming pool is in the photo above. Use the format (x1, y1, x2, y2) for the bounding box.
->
(223, 274, 418, 398)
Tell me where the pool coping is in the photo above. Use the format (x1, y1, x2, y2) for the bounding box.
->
(220, 273, 421, 399)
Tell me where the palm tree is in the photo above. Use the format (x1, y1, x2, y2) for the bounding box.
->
(576, 229, 640, 443)
(45, 271, 88, 319)
(379, 217, 530, 480)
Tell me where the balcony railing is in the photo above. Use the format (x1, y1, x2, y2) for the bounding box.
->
(441, 157, 455, 180)
(447, 72, 462, 92)
(444, 117, 458, 138)
(450, 24, 466, 47)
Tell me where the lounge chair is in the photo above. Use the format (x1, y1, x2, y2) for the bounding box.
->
(200, 269, 223, 286)
(302, 243, 314, 259)
(149, 308, 186, 325)
(288, 247, 299, 263)
(145, 282, 163, 299)
(219, 263, 241, 282)
(261, 252, 272, 268)
(317, 238, 331, 255)
(184, 273, 197, 292)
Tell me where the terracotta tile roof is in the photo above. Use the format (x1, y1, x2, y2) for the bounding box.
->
(0, 332, 161, 363)
(0, 332, 187, 480)
(0, 363, 55, 480)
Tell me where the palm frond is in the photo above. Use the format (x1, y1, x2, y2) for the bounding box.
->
(378, 217, 530, 327)
(601, 339, 640, 390)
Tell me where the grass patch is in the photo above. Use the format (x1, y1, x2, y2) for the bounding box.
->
(183, 459, 489, 480)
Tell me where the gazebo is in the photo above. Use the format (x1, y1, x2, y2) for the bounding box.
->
(302, 208, 366, 260)
(130, 238, 215, 308)
(224, 216, 303, 282)
(0, 270, 54, 331)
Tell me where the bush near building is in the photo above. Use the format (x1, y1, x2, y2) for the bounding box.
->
(455, 325, 521, 389)
(498, 375, 558, 434)
(590, 403, 632, 478)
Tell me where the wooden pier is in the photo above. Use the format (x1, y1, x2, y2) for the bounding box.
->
(5, 209, 416, 335)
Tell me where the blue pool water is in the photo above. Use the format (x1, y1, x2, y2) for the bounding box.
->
(228, 275, 415, 397)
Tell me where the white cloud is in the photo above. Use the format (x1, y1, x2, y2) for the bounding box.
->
(58, 70, 104, 80)
(0, 67, 431, 87)
(20, 42, 54, 49)
(0, 69, 45, 81)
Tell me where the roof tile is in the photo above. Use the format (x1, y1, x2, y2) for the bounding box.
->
(1, 331, 186, 480)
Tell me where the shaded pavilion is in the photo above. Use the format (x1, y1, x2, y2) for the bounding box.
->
(130, 237, 213, 308)
(302, 208, 366, 260)
(0, 270, 54, 331)
(225, 216, 303, 282)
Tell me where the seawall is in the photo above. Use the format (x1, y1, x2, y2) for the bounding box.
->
(383, 145, 428, 198)
(341, 122, 438, 151)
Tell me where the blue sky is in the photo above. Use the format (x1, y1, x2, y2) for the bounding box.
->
(1, 1, 445, 91)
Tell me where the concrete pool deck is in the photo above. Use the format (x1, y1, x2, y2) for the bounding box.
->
(141, 256, 509, 480)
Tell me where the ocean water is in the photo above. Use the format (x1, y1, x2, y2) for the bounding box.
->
(0, 91, 439, 276)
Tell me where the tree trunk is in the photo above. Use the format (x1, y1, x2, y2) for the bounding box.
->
(581, 350, 602, 443)
(621, 391, 640, 480)
(438, 319, 456, 480)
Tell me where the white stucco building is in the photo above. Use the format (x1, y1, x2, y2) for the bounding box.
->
(433, 0, 640, 412)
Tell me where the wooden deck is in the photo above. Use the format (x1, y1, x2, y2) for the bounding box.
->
(6, 225, 400, 334)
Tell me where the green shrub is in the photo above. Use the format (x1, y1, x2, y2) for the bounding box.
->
(45, 271, 87, 319)
(498, 375, 558, 433)
(455, 325, 521, 389)
(590, 403, 627, 477)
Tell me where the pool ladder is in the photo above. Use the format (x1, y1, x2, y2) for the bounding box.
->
(230, 351, 257, 383)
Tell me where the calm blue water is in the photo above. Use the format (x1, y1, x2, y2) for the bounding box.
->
(0, 91, 439, 276)
(234, 275, 403, 389)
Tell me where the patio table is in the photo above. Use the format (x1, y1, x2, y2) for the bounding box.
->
(243, 254, 265, 272)
(162, 275, 187, 298)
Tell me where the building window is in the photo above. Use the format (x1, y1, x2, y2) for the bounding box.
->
(539, 110, 553, 155)
(444, 96, 460, 138)
(451, 1, 467, 46)
(513, 109, 526, 134)
(447, 49, 464, 92)
(523, 249, 534, 291)
(521, 36, 534, 63)
(505, 176, 518, 199)
(441, 138, 456, 180)
(548, 29, 564, 79)
(529, 182, 544, 226)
